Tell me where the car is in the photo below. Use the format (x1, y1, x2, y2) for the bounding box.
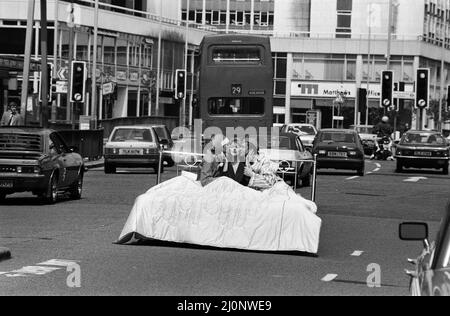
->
(281, 123, 318, 150)
(395, 131, 450, 174)
(104, 126, 163, 174)
(351, 125, 377, 156)
(261, 132, 313, 188)
(151, 125, 175, 167)
(399, 202, 450, 296)
(0, 127, 85, 204)
(312, 129, 365, 176)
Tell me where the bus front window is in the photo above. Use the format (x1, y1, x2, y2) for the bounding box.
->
(208, 98, 265, 115)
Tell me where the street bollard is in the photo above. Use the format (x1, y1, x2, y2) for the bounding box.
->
(157, 147, 163, 185)
(311, 154, 318, 203)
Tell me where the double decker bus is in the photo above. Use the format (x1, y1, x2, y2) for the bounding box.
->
(198, 34, 273, 143)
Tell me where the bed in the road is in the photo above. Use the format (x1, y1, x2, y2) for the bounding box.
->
(116, 175, 322, 254)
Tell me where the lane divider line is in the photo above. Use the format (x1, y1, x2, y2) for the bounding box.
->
(351, 250, 364, 257)
(346, 176, 360, 180)
(321, 274, 338, 282)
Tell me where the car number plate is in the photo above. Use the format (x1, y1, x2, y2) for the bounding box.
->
(414, 151, 432, 157)
(0, 180, 13, 188)
(119, 149, 143, 155)
(328, 152, 347, 158)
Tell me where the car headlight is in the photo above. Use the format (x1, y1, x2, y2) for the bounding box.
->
(17, 166, 22, 173)
(319, 150, 327, 155)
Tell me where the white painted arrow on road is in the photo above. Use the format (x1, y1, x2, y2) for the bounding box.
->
(404, 177, 428, 183)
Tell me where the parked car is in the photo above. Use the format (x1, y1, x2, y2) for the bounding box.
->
(281, 123, 318, 150)
(0, 127, 85, 204)
(395, 131, 450, 174)
(152, 125, 175, 167)
(261, 132, 313, 187)
(313, 129, 365, 176)
(351, 125, 377, 156)
(399, 202, 450, 296)
(104, 126, 162, 174)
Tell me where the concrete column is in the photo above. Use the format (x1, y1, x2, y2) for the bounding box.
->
(202, 0, 206, 25)
(250, 0, 255, 31)
(226, 0, 230, 34)
(285, 52, 293, 124)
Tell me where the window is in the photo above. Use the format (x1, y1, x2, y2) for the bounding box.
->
(211, 46, 262, 64)
(337, 0, 352, 12)
(117, 38, 128, 66)
(103, 36, 116, 65)
(212, 11, 220, 25)
(111, 128, 154, 142)
(208, 98, 265, 115)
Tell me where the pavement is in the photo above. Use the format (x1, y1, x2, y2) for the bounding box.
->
(0, 159, 448, 295)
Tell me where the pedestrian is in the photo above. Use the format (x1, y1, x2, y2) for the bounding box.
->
(1, 102, 24, 126)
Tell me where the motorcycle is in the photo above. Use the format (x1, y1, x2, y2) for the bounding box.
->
(374, 136, 393, 160)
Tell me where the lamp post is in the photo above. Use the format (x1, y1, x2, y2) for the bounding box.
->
(366, 4, 374, 126)
(91, 0, 99, 129)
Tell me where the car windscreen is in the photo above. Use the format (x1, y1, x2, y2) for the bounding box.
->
(401, 133, 446, 146)
(153, 127, 169, 140)
(319, 132, 356, 143)
(290, 126, 316, 135)
(111, 129, 153, 142)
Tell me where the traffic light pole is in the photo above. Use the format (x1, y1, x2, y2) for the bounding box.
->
(40, 0, 49, 128)
(21, 0, 36, 126)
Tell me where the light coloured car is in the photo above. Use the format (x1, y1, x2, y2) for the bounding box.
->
(104, 126, 162, 174)
(351, 125, 377, 155)
(281, 124, 318, 149)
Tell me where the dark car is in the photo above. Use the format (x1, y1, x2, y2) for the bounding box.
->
(313, 129, 365, 176)
(395, 131, 450, 174)
(152, 125, 175, 167)
(399, 202, 450, 296)
(261, 132, 313, 187)
(0, 128, 85, 204)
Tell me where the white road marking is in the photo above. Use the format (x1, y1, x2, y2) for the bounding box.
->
(375, 163, 381, 168)
(404, 177, 428, 183)
(5, 273, 27, 278)
(11, 266, 61, 276)
(373, 168, 381, 172)
(351, 250, 364, 257)
(346, 176, 360, 180)
(321, 274, 338, 282)
(38, 259, 79, 267)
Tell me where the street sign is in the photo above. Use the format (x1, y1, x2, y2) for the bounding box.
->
(393, 91, 415, 99)
(102, 82, 114, 95)
(55, 80, 68, 94)
(57, 67, 68, 81)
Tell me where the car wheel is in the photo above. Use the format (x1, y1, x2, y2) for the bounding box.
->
(104, 163, 116, 174)
(43, 173, 58, 204)
(357, 168, 365, 176)
(301, 173, 312, 187)
(165, 157, 175, 168)
(153, 164, 164, 174)
(443, 164, 449, 175)
(396, 161, 403, 173)
(70, 172, 83, 200)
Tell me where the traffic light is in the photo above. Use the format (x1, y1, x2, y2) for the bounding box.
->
(175, 69, 187, 100)
(70, 61, 87, 103)
(447, 85, 450, 112)
(380, 70, 394, 108)
(39, 63, 53, 102)
(415, 68, 430, 109)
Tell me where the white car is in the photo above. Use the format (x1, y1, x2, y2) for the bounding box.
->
(281, 124, 318, 149)
(104, 126, 162, 174)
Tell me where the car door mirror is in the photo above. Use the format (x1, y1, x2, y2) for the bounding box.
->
(399, 222, 429, 241)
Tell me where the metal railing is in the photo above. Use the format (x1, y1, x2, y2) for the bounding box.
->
(156, 149, 318, 203)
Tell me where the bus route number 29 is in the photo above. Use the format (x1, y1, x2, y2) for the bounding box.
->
(231, 84, 242, 96)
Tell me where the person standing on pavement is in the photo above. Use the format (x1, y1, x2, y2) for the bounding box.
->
(1, 102, 24, 126)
